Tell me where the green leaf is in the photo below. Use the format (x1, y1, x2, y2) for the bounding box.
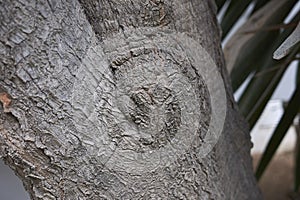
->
(255, 83, 300, 180)
(295, 62, 300, 192)
(251, 0, 271, 15)
(221, 0, 252, 39)
(216, 0, 227, 12)
(236, 13, 300, 127)
(297, 61, 300, 86)
(224, 0, 297, 91)
(239, 44, 300, 129)
(229, 31, 279, 91)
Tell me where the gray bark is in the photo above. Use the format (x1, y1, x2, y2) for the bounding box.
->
(0, 0, 262, 199)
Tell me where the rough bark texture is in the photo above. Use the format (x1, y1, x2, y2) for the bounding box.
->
(0, 0, 262, 199)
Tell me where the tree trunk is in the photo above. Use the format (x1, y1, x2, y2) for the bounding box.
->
(0, 0, 262, 199)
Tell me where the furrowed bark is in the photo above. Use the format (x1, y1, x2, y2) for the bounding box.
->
(0, 0, 261, 199)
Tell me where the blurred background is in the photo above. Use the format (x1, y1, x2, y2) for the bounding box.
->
(0, 160, 30, 199)
(219, 0, 300, 199)
(0, 0, 299, 199)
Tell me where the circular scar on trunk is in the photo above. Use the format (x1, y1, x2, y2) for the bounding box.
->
(72, 29, 226, 175)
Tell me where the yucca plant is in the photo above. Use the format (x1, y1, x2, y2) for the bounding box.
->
(217, 0, 300, 192)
